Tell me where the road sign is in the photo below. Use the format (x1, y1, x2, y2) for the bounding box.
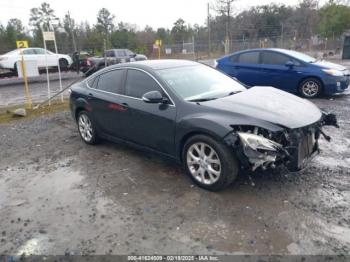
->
(43, 31, 56, 41)
(155, 39, 162, 47)
(16, 41, 29, 49)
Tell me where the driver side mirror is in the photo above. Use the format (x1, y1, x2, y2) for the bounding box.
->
(285, 61, 295, 68)
(142, 91, 168, 104)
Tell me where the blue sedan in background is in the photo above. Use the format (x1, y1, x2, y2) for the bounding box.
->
(216, 48, 350, 98)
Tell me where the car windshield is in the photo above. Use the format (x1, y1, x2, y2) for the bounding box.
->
(280, 49, 317, 63)
(157, 65, 246, 101)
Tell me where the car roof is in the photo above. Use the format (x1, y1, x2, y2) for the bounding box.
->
(230, 48, 299, 56)
(107, 59, 199, 71)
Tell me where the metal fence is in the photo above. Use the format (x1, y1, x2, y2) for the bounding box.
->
(0, 35, 344, 61)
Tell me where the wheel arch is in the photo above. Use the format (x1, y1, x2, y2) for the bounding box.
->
(178, 130, 223, 163)
(74, 98, 90, 121)
(298, 76, 324, 93)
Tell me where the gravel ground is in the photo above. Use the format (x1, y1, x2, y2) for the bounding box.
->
(0, 93, 349, 256)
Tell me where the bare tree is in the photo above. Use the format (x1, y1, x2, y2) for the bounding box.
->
(215, 0, 236, 39)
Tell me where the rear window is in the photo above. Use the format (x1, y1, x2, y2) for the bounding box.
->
(238, 52, 259, 64)
(97, 70, 124, 94)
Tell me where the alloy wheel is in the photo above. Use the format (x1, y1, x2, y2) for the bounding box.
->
(302, 80, 319, 97)
(186, 142, 221, 185)
(78, 114, 93, 142)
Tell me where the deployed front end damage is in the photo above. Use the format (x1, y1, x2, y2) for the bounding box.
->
(224, 112, 339, 172)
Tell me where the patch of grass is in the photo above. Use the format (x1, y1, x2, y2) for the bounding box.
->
(0, 100, 70, 124)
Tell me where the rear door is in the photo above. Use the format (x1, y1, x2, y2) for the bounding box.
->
(233, 51, 262, 87)
(118, 68, 176, 155)
(87, 69, 128, 137)
(260, 51, 301, 92)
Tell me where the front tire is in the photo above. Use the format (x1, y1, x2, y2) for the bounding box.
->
(182, 135, 239, 191)
(299, 78, 322, 98)
(77, 111, 99, 145)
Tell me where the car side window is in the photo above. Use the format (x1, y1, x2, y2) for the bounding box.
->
(107, 51, 115, 57)
(261, 52, 289, 65)
(87, 77, 96, 88)
(34, 49, 46, 55)
(117, 50, 126, 57)
(230, 55, 239, 63)
(96, 70, 124, 94)
(126, 50, 134, 56)
(238, 52, 259, 64)
(125, 69, 164, 99)
(23, 49, 36, 55)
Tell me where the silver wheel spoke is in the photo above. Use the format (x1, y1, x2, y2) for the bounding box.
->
(78, 114, 93, 142)
(186, 142, 221, 185)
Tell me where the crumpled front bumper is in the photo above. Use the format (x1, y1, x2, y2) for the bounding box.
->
(224, 112, 339, 172)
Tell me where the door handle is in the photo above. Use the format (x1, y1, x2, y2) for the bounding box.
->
(87, 93, 94, 99)
(121, 102, 129, 109)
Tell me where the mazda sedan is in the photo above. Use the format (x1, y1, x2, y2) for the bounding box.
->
(69, 60, 338, 191)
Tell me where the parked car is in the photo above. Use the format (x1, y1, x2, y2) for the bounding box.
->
(0, 48, 73, 72)
(69, 60, 338, 191)
(216, 48, 350, 98)
(81, 49, 147, 76)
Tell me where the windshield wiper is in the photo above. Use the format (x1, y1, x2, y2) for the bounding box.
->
(188, 97, 218, 102)
(225, 91, 242, 97)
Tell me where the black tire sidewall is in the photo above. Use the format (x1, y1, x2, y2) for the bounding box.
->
(182, 135, 239, 191)
(299, 78, 322, 98)
(59, 59, 68, 70)
(77, 111, 99, 145)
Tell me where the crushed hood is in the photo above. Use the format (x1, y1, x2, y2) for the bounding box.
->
(204, 86, 322, 129)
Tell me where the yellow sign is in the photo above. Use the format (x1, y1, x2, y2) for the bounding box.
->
(16, 41, 29, 49)
(155, 39, 162, 47)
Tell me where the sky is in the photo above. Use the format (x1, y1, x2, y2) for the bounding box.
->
(0, 0, 320, 30)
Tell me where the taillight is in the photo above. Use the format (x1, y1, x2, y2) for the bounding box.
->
(86, 59, 91, 66)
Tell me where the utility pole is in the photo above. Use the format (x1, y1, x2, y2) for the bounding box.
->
(104, 39, 107, 67)
(68, 11, 77, 51)
(208, 3, 211, 59)
(281, 23, 284, 49)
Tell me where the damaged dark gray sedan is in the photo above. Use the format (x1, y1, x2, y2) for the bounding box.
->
(70, 60, 339, 191)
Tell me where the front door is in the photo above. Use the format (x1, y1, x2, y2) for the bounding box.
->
(118, 69, 176, 155)
(259, 51, 301, 92)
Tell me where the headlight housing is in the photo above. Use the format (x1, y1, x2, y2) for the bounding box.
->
(238, 132, 282, 152)
(322, 69, 344, 77)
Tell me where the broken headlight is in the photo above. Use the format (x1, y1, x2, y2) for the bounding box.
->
(237, 132, 282, 152)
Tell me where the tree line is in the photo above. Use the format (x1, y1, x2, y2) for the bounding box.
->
(0, 0, 350, 55)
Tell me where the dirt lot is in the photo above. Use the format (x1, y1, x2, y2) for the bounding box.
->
(0, 93, 349, 256)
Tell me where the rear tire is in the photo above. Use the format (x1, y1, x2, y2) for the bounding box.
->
(77, 111, 99, 145)
(299, 78, 322, 98)
(59, 59, 69, 71)
(13, 62, 18, 76)
(182, 135, 239, 191)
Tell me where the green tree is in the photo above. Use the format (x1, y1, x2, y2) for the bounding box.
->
(29, 2, 57, 30)
(171, 18, 190, 43)
(317, 0, 350, 37)
(96, 8, 115, 34)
